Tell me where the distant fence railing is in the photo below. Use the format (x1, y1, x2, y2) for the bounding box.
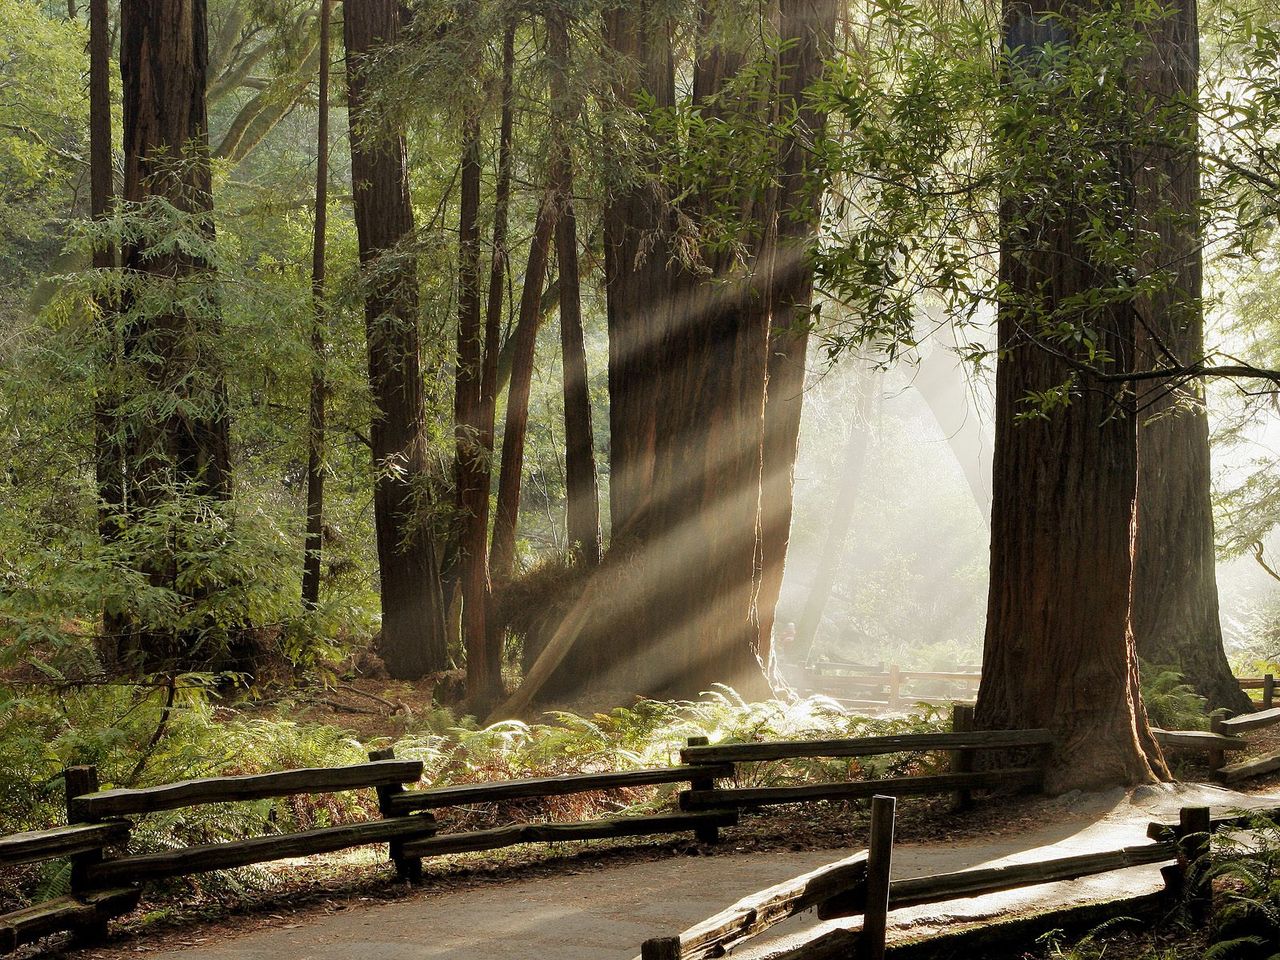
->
(792, 661, 1274, 714)
(640, 799, 1278, 960)
(792, 661, 981, 711)
(1, 711, 1049, 955)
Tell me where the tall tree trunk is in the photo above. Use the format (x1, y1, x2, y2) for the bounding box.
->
(344, 0, 448, 678)
(301, 0, 331, 611)
(977, 0, 1165, 793)
(1130, 0, 1250, 713)
(549, 11, 601, 568)
(457, 111, 499, 708)
(462, 20, 517, 706)
(632, 6, 771, 700)
(118, 0, 234, 671)
(489, 196, 557, 585)
(602, 1, 676, 541)
(89, 0, 125, 652)
(756, 0, 840, 652)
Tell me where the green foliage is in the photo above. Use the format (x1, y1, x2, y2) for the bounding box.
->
(1140, 664, 1211, 732)
(1207, 816, 1280, 959)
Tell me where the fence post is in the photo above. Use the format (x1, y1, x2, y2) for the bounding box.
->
(63, 765, 109, 943)
(1208, 715, 1227, 775)
(1176, 806, 1212, 924)
(685, 737, 721, 844)
(369, 747, 422, 883)
(860, 795, 896, 960)
(641, 936, 682, 960)
(950, 704, 975, 811)
(887, 664, 901, 710)
(1265, 674, 1275, 710)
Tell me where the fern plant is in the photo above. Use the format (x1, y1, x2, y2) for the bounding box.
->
(1141, 663, 1210, 731)
(1206, 815, 1280, 960)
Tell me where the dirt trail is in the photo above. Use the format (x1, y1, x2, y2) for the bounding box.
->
(119, 784, 1276, 960)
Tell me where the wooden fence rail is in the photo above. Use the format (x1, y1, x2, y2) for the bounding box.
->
(641, 801, 1269, 960)
(794, 663, 1276, 714)
(1, 713, 1049, 956)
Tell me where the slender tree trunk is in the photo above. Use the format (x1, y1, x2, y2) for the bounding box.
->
(489, 196, 557, 585)
(549, 11, 601, 568)
(481, 23, 516, 417)
(462, 20, 517, 705)
(1130, 0, 1250, 713)
(301, 0, 331, 611)
(756, 0, 839, 652)
(344, 0, 448, 678)
(118, 0, 234, 671)
(89, 0, 125, 653)
(457, 111, 500, 707)
(977, 0, 1165, 792)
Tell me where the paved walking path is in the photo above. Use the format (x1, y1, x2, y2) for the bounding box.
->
(142, 784, 1276, 960)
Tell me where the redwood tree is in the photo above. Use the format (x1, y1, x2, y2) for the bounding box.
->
(756, 0, 841, 651)
(1130, 0, 1251, 712)
(456, 110, 498, 707)
(976, 0, 1166, 792)
(549, 9, 601, 568)
(116, 0, 233, 670)
(345, 0, 448, 678)
(301, 0, 332, 611)
(89, 0, 124, 646)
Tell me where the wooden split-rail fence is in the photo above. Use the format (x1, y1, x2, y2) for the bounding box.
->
(640, 799, 1273, 960)
(793, 660, 1277, 715)
(1, 715, 1051, 955)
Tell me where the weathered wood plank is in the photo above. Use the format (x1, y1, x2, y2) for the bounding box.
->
(1147, 804, 1280, 841)
(680, 768, 1044, 810)
(816, 842, 1175, 920)
(899, 672, 981, 683)
(1215, 749, 1280, 784)
(401, 811, 738, 859)
(0, 821, 130, 867)
(84, 814, 438, 885)
(1219, 706, 1280, 734)
(387, 765, 734, 813)
(1150, 728, 1248, 752)
(71, 760, 424, 819)
(0, 888, 139, 955)
(679, 731, 1052, 764)
(629, 850, 870, 960)
(889, 842, 1174, 909)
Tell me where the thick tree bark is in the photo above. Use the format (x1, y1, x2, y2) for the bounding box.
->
(457, 112, 500, 708)
(628, 7, 773, 700)
(117, 0, 234, 670)
(1130, 0, 1250, 713)
(549, 11, 601, 569)
(977, 0, 1165, 793)
(756, 0, 840, 652)
(602, 1, 676, 540)
(489, 196, 557, 586)
(345, 0, 448, 678)
(301, 0, 331, 611)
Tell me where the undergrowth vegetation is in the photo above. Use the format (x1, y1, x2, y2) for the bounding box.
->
(0, 681, 947, 912)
